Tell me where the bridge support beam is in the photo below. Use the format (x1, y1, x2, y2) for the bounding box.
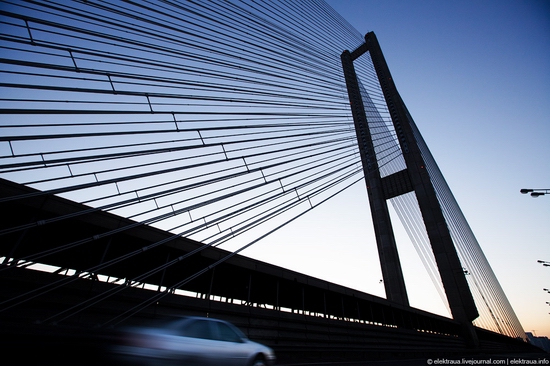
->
(341, 32, 479, 346)
(341, 50, 409, 307)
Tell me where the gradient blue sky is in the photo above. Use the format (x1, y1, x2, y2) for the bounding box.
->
(242, 0, 550, 338)
(1, 0, 547, 340)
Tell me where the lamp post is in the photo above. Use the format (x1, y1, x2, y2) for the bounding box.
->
(520, 189, 550, 197)
(537, 260, 550, 267)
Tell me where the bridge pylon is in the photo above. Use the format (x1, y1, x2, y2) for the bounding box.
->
(341, 32, 479, 345)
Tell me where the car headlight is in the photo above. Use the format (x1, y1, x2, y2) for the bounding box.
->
(266, 349, 276, 360)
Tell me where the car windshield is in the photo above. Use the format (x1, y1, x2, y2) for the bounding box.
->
(214, 321, 245, 342)
(157, 317, 247, 343)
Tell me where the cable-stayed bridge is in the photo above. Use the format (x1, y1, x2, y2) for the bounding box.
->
(0, 1, 539, 363)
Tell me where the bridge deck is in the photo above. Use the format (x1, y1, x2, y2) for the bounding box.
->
(0, 178, 539, 363)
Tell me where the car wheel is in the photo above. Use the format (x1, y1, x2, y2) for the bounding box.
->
(251, 356, 267, 366)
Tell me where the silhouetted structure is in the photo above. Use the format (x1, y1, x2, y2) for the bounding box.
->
(0, 0, 531, 362)
(341, 32, 479, 344)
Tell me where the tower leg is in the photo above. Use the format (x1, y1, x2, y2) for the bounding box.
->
(341, 50, 409, 307)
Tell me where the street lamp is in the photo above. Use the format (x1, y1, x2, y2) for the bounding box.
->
(520, 188, 550, 197)
(538, 260, 550, 267)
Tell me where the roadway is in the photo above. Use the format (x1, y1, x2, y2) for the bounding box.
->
(278, 354, 550, 366)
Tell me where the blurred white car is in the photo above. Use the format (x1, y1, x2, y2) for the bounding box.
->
(113, 316, 276, 366)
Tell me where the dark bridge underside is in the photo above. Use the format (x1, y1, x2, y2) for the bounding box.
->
(0, 179, 538, 362)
